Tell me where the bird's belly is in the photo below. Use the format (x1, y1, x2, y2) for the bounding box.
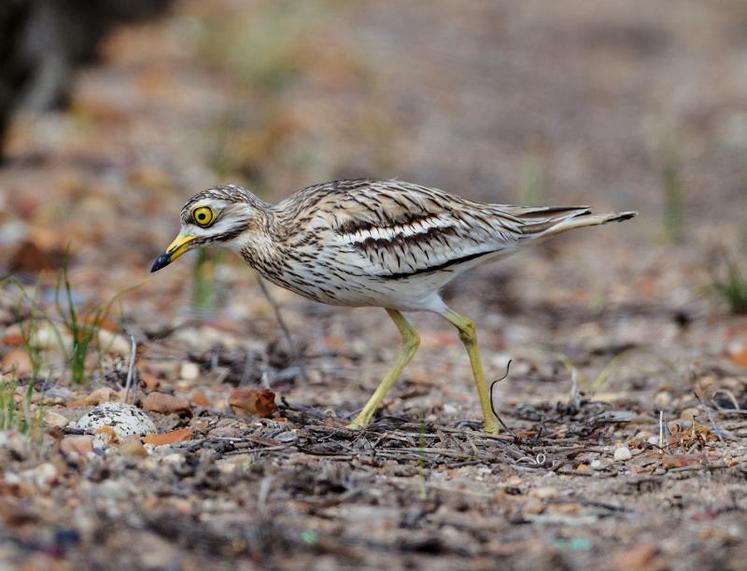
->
(267, 265, 453, 311)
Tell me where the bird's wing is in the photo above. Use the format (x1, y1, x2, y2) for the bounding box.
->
(313, 180, 533, 280)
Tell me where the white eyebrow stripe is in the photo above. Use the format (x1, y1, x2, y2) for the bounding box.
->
(340, 215, 453, 243)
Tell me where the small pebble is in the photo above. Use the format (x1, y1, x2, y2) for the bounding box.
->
(180, 361, 200, 380)
(217, 454, 253, 474)
(22, 462, 58, 490)
(161, 453, 186, 465)
(590, 459, 605, 470)
(43, 411, 69, 428)
(614, 446, 632, 461)
(679, 408, 699, 421)
(529, 487, 559, 499)
(442, 403, 458, 415)
(119, 436, 148, 458)
(60, 435, 95, 456)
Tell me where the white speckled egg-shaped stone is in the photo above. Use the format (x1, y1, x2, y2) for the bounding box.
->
(75, 402, 157, 439)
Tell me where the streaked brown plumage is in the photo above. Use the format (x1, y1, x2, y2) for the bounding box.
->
(152, 178, 636, 433)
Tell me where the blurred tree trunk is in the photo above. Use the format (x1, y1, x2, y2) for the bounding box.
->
(0, 0, 173, 162)
(0, 1, 33, 162)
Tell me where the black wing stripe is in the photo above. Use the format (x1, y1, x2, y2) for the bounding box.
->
(379, 250, 495, 280)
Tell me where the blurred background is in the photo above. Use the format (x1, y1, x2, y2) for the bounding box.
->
(0, 0, 746, 385)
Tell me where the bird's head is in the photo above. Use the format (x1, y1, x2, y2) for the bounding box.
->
(150, 185, 268, 272)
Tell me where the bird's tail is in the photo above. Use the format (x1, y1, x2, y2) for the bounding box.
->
(541, 210, 637, 237)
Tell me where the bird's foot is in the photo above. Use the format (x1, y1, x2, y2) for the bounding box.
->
(483, 418, 499, 435)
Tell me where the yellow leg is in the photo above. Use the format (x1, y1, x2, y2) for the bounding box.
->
(441, 308, 498, 434)
(348, 308, 420, 430)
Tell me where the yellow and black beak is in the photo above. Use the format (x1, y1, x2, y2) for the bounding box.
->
(150, 234, 196, 273)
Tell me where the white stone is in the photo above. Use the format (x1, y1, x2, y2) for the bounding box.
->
(614, 446, 632, 461)
(442, 403, 458, 415)
(590, 459, 605, 470)
(22, 462, 58, 490)
(180, 362, 200, 380)
(75, 402, 156, 439)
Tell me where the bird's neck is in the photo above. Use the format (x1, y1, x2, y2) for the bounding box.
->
(231, 209, 287, 275)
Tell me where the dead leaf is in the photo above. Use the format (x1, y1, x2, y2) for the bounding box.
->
(228, 388, 277, 418)
(143, 428, 194, 446)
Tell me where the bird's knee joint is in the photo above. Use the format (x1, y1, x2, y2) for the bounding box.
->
(458, 322, 476, 343)
(404, 333, 420, 352)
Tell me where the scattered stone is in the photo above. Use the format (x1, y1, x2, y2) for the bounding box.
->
(119, 436, 148, 457)
(60, 435, 95, 456)
(96, 330, 131, 356)
(41, 386, 75, 404)
(594, 410, 635, 423)
(190, 391, 209, 408)
(159, 453, 186, 466)
(75, 402, 157, 439)
(22, 462, 59, 491)
(529, 487, 559, 499)
(143, 428, 194, 446)
(217, 454, 253, 473)
(613, 544, 664, 571)
(679, 408, 699, 421)
(208, 426, 244, 438)
(523, 499, 545, 515)
(614, 446, 632, 461)
(228, 388, 277, 418)
(653, 391, 672, 409)
(69, 387, 118, 408)
(142, 392, 192, 416)
(180, 361, 200, 380)
(43, 411, 69, 428)
(590, 459, 605, 470)
(0, 431, 31, 459)
(96, 479, 136, 501)
(1, 349, 32, 376)
(727, 342, 747, 368)
(442, 403, 458, 415)
(139, 371, 160, 392)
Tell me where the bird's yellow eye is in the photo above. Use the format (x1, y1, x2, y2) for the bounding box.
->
(192, 206, 215, 227)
